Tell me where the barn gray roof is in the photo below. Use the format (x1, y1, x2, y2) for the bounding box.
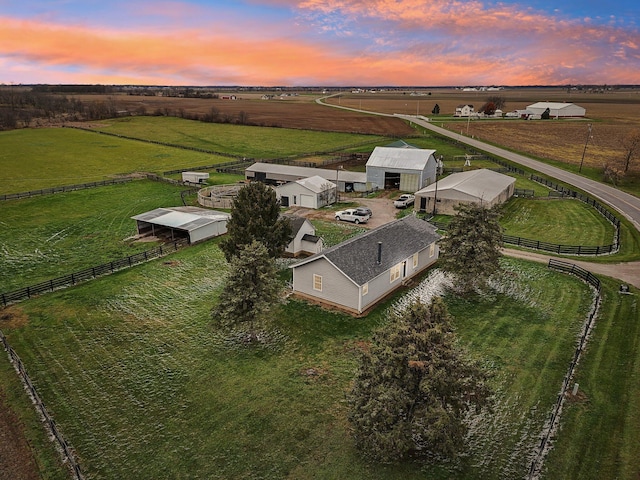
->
(416, 168, 515, 202)
(366, 146, 436, 170)
(246, 162, 366, 184)
(291, 215, 440, 286)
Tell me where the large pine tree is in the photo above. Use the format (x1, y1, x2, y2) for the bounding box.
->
(220, 181, 292, 261)
(212, 240, 281, 336)
(348, 298, 492, 463)
(437, 202, 503, 294)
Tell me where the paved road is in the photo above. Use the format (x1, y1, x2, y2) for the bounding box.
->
(317, 97, 640, 233)
(398, 114, 640, 232)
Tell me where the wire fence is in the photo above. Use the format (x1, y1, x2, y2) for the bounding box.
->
(0, 178, 133, 201)
(1, 238, 188, 307)
(527, 259, 602, 479)
(1, 330, 84, 480)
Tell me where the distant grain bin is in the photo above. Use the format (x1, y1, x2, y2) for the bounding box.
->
(182, 171, 210, 184)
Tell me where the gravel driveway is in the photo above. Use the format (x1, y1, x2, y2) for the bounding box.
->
(285, 194, 404, 228)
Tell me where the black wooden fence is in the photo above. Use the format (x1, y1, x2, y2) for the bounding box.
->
(530, 174, 621, 248)
(527, 259, 602, 478)
(1, 178, 133, 201)
(1, 239, 188, 307)
(1, 330, 84, 479)
(425, 219, 616, 256)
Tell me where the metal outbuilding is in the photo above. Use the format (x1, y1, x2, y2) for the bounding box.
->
(366, 146, 437, 191)
(275, 175, 337, 208)
(525, 102, 586, 118)
(245, 162, 369, 192)
(414, 169, 516, 215)
(131, 206, 230, 244)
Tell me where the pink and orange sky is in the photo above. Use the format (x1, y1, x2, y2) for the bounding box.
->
(1, 0, 638, 86)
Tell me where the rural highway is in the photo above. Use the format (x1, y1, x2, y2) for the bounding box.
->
(398, 114, 640, 233)
(317, 96, 640, 233)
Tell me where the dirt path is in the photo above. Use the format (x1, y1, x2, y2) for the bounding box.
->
(503, 248, 640, 289)
(0, 389, 40, 480)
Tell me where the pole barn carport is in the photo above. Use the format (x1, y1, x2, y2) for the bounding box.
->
(131, 207, 230, 244)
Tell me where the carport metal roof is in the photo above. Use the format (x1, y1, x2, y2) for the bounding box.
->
(131, 207, 229, 233)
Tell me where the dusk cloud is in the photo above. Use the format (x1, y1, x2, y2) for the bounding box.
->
(0, 0, 638, 85)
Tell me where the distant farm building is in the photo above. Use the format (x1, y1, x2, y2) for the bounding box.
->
(131, 206, 230, 244)
(454, 104, 475, 117)
(525, 102, 586, 118)
(181, 171, 209, 184)
(414, 169, 516, 215)
(275, 176, 337, 209)
(245, 162, 369, 193)
(366, 146, 437, 191)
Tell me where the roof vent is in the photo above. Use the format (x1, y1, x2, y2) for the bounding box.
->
(377, 242, 382, 265)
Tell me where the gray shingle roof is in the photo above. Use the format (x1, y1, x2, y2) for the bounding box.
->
(291, 215, 440, 286)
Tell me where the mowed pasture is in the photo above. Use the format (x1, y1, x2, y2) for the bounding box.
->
(0, 127, 220, 194)
(1, 238, 602, 479)
(82, 116, 390, 159)
(0, 180, 188, 292)
(501, 198, 617, 246)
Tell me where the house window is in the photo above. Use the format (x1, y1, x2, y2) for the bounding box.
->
(413, 252, 419, 268)
(390, 264, 402, 283)
(362, 283, 369, 296)
(429, 243, 435, 257)
(313, 274, 322, 291)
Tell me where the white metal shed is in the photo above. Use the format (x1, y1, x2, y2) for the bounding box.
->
(366, 147, 437, 191)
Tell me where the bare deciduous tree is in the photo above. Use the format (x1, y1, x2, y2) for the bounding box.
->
(622, 129, 640, 172)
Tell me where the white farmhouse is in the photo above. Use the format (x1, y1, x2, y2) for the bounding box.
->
(454, 104, 475, 117)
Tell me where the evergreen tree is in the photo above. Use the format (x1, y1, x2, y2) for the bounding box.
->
(438, 202, 503, 294)
(212, 240, 281, 336)
(220, 181, 292, 261)
(431, 103, 440, 115)
(348, 299, 492, 463)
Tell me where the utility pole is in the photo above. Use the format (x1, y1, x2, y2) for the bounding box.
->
(578, 123, 593, 173)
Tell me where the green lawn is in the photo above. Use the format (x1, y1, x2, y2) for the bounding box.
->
(0, 180, 188, 292)
(543, 276, 640, 479)
(1, 242, 600, 479)
(501, 197, 616, 246)
(0, 128, 228, 194)
(86, 116, 389, 159)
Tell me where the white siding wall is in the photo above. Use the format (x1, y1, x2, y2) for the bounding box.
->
(292, 258, 360, 312)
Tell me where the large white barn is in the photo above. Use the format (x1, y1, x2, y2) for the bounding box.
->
(365, 147, 437, 191)
(526, 102, 586, 118)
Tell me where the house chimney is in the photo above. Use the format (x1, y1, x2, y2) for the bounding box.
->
(377, 242, 382, 264)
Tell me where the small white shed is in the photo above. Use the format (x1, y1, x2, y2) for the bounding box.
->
(275, 176, 337, 209)
(182, 172, 210, 184)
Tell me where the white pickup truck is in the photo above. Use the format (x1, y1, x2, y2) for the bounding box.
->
(335, 208, 370, 224)
(393, 194, 415, 209)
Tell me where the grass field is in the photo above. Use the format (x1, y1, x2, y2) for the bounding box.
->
(85, 116, 389, 159)
(0, 180, 188, 292)
(0, 127, 233, 194)
(1, 239, 601, 479)
(501, 198, 616, 246)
